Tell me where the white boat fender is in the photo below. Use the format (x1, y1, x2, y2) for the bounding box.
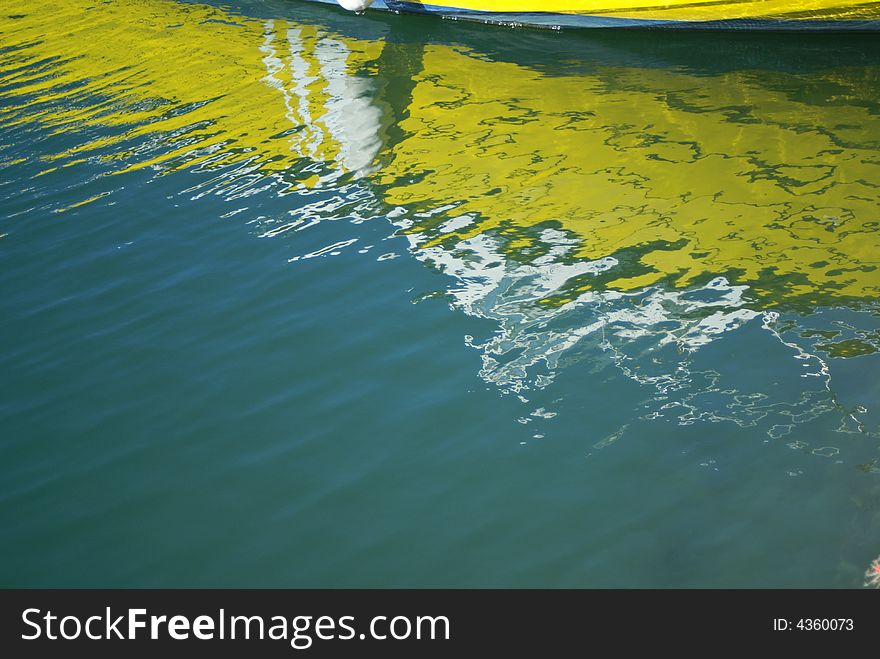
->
(336, 0, 375, 12)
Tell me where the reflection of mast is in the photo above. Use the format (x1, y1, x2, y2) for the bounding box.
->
(260, 20, 385, 181)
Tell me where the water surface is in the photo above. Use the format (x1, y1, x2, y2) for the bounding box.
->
(2, 0, 880, 587)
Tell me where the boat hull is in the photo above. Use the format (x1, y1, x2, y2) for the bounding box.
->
(306, 0, 880, 30)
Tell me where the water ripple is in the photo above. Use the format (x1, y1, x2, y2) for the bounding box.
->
(3, 0, 880, 469)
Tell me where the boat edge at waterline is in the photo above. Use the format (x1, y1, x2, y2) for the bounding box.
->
(316, 0, 880, 30)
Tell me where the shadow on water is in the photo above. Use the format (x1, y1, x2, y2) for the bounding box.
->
(2, 0, 880, 585)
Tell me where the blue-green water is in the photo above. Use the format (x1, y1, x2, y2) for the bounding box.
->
(2, 0, 880, 587)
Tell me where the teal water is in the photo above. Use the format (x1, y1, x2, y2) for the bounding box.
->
(2, 0, 880, 587)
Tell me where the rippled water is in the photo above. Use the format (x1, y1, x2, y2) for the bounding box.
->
(2, 0, 880, 587)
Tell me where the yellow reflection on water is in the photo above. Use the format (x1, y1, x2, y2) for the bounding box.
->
(5, 0, 880, 446)
(0, 0, 381, 188)
(3, 0, 879, 313)
(381, 48, 880, 310)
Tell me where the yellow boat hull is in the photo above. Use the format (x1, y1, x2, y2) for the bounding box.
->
(309, 0, 880, 29)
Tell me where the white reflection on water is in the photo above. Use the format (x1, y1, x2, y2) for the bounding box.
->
(393, 217, 877, 446)
(260, 20, 382, 179)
